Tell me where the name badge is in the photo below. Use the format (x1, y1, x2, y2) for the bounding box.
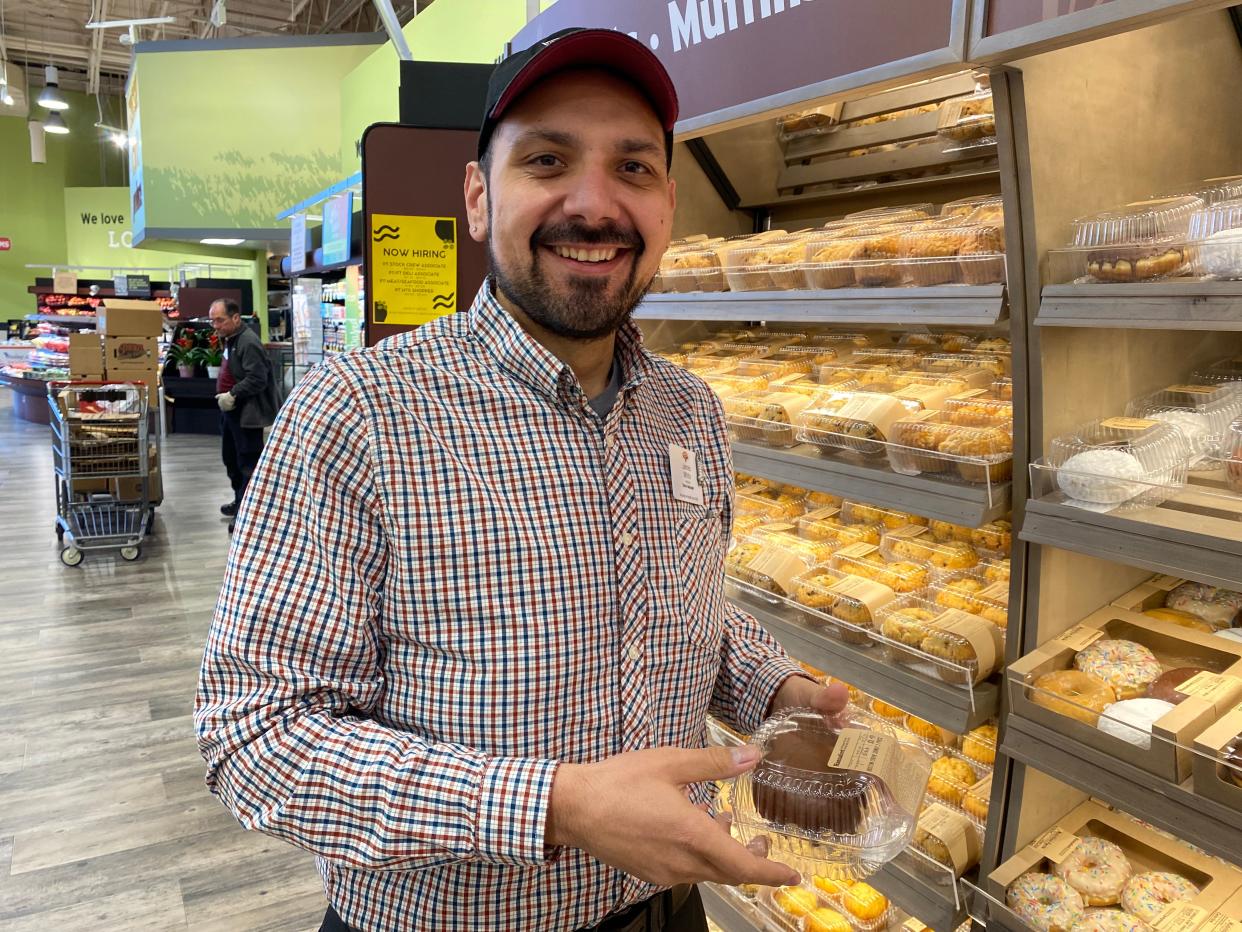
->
(669, 444, 705, 506)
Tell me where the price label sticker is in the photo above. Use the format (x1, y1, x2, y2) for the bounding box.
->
(1199, 914, 1242, 932)
(1027, 826, 1082, 864)
(1152, 903, 1210, 932)
(886, 525, 929, 541)
(1101, 416, 1159, 431)
(836, 542, 879, 560)
(1176, 672, 1242, 706)
(1055, 623, 1105, 652)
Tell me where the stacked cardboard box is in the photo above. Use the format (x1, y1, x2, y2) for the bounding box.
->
(95, 298, 164, 503)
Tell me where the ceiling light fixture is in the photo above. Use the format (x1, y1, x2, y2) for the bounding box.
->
(200, 238, 245, 246)
(37, 65, 68, 111)
(0, 61, 13, 107)
(44, 110, 70, 134)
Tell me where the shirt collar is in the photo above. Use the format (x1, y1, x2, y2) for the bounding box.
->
(467, 279, 652, 405)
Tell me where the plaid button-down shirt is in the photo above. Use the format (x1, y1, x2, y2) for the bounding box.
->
(195, 282, 803, 931)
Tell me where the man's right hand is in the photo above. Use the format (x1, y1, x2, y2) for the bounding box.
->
(546, 745, 801, 888)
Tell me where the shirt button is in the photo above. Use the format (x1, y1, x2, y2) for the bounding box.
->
(627, 644, 642, 662)
(620, 531, 634, 546)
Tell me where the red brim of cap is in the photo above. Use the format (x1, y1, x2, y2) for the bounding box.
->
(492, 30, 678, 131)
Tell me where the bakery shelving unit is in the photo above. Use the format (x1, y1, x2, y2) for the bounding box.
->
(633, 66, 1035, 932)
(975, 10, 1242, 928)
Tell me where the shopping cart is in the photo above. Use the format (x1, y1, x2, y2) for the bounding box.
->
(48, 381, 156, 566)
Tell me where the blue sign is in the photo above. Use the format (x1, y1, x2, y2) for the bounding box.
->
(322, 192, 353, 267)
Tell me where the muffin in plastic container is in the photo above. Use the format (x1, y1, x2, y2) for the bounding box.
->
(941, 194, 1003, 222)
(725, 708, 933, 882)
(937, 90, 995, 146)
(728, 532, 834, 598)
(702, 372, 772, 399)
(736, 486, 807, 522)
(888, 411, 1014, 483)
(875, 596, 1002, 685)
(956, 225, 1007, 285)
(1048, 195, 1202, 283)
(797, 509, 884, 548)
(840, 501, 929, 531)
(845, 205, 934, 225)
(797, 391, 914, 458)
(909, 803, 982, 883)
(804, 231, 906, 290)
(921, 351, 1009, 380)
(830, 543, 932, 595)
(992, 376, 1014, 400)
(1187, 197, 1242, 280)
(777, 106, 838, 142)
(930, 572, 1010, 628)
(724, 238, 812, 292)
(791, 568, 896, 645)
(661, 247, 725, 293)
(685, 348, 746, 376)
(1125, 384, 1242, 469)
(943, 392, 1013, 428)
(814, 363, 889, 392)
(726, 388, 821, 447)
(1047, 417, 1191, 510)
(736, 348, 838, 380)
(898, 226, 968, 287)
(880, 525, 982, 574)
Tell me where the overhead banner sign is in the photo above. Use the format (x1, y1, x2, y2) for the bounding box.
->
(511, 0, 960, 133)
(369, 213, 457, 327)
(322, 192, 353, 267)
(289, 213, 307, 274)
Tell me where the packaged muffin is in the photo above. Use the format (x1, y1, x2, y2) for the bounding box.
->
(943, 391, 1013, 428)
(912, 803, 982, 880)
(726, 388, 822, 447)
(889, 411, 1014, 483)
(830, 543, 932, 594)
(840, 501, 929, 530)
(792, 569, 896, 644)
(726, 708, 933, 880)
(798, 392, 914, 458)
(937, 89, 995, 145)
(880, 525, 982, 573)
(931, 572, 1010, 628)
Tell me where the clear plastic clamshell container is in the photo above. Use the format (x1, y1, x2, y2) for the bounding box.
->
(840, 501, 929, 531)
(1125, 383, 1242, 468)
(803, 231, 907, 290)
(735, 484, 808, 521)
(1224, 417, 1242, 492)
(724, 708, 933, 881)
(1188, 197, 1242, 280)
(1162, 174, 1242, 206)
(845, 205, 935, 225)
(876, 596, 1003, 685)
(920, 351, 1009, 380)
(897, 224, 1007, 287)
(701, 373, 772, 401)
(829, 543, 932, 595)
(726, 386, 823, 447)
(880, 525, 983, 574)
(777, 106, 838, 143)
(797, 391, 916, 458)
(1044, 416, 1191, 510)
(725, 526, 836, 597)
(797, 507, 884, 548)
(734, 347, 839, 380)
(1191, 356, 1242, 395)
(723, 236, 816, 292)
(937, 90, 995, 147)
(1048, 195, 1203, 283)
(941, 194, 1003, 222)
(791, 567, 895, 644)
(929, 571, 1011, 629)
(942, 391, 1013, 428)
(658, 246, 727, 293)
(887, 411, 1014, 484)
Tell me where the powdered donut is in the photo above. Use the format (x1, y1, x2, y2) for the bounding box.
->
(1057, 450, 1145, 505)
(1097, 699, 1176, 749)
(1008, 872, 1086, 932)
(1120, 872, 1199, 924)
(1074, 640, 1162, 700)
(1053, 837, 1133, 906)
(1147, 410, 1212, 467)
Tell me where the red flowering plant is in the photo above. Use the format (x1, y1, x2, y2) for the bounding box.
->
(192, 331, 224, 367)
(167, 336, 197, 366)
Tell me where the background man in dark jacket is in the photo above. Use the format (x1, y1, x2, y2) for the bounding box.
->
(210, 299, 277, 532)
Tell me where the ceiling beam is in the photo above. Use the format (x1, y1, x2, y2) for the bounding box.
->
(318, 0, 369, 33)
(87, 0, 110, 95)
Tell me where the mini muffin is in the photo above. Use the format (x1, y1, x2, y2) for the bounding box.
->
(812, 874, 852, 900)
(928, 756, 979, 806)
(935, 576, 985, 612)
(843, 882, 889, 921)
(870, 698, 907, 722)
(971, 519, 1013, 552)
(804, 907, 852, 932)
(906, 714, 955, 747)
(929, 519, 973, 543)
(963, 777, 991, 822)
(962, 723, 998, 766)
(984, 559, 1011, 585)
(775, 886, 820, 919)
(882, 607, 938, 664)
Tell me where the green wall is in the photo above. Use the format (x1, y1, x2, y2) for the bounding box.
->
(339, 0, 534, 175)
(132, 41, 376, 232)
(0, 93, 126, 319)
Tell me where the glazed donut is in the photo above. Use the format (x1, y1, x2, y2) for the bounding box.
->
(1074, 640, 1162, 700)
(1008, 871, 1087, 932)
(1032, 670, 1117, 725)
(1052, 837, 1132, 906)
(1120, 872, 1199, 925)
(1069, 909, 1151, 932)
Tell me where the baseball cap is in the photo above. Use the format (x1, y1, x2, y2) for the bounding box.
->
(478, 27, 679, 162)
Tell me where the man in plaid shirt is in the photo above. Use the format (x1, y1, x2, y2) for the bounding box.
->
(196, 27, 847, 932)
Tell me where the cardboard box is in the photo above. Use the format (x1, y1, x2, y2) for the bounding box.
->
(1112, 574, 1188, 613)
(115, 468, 161, 504)
(102, 366, 160, 411)
(1207, 887, 1242, 929)
(70, 477, 110, 495)
(1192, 704, 1242, 816)
(97, 299, 164, 337)
(68, 333, 104, 378)
(1008, 605, 1242, 783)
(104, 336, 159, 369)
(988, 799, 1242, 925)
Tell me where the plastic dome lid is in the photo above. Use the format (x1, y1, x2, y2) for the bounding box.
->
(1068, 196, 1204, 248)
(1188, 197, 1242, 240)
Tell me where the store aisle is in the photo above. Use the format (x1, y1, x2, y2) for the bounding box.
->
(0, 395, 325, 931)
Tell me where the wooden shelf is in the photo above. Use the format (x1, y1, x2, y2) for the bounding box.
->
(731, 585, 1000, 733)
(637, 285, 1008, 327)
(731, 442, 1012, 528)
(1037, 281, 1242, 330)
(1021, 482, 1242, 591)
(1003, 714, 1242, 871)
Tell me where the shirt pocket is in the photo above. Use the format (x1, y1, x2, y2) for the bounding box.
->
(672, 504, 726, 650)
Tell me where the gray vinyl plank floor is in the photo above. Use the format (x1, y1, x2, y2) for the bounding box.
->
(0, 393, 325, 929)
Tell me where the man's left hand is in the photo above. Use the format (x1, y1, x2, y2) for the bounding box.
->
(216, 392, 236, 412)
(769, 675, 850, 720)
